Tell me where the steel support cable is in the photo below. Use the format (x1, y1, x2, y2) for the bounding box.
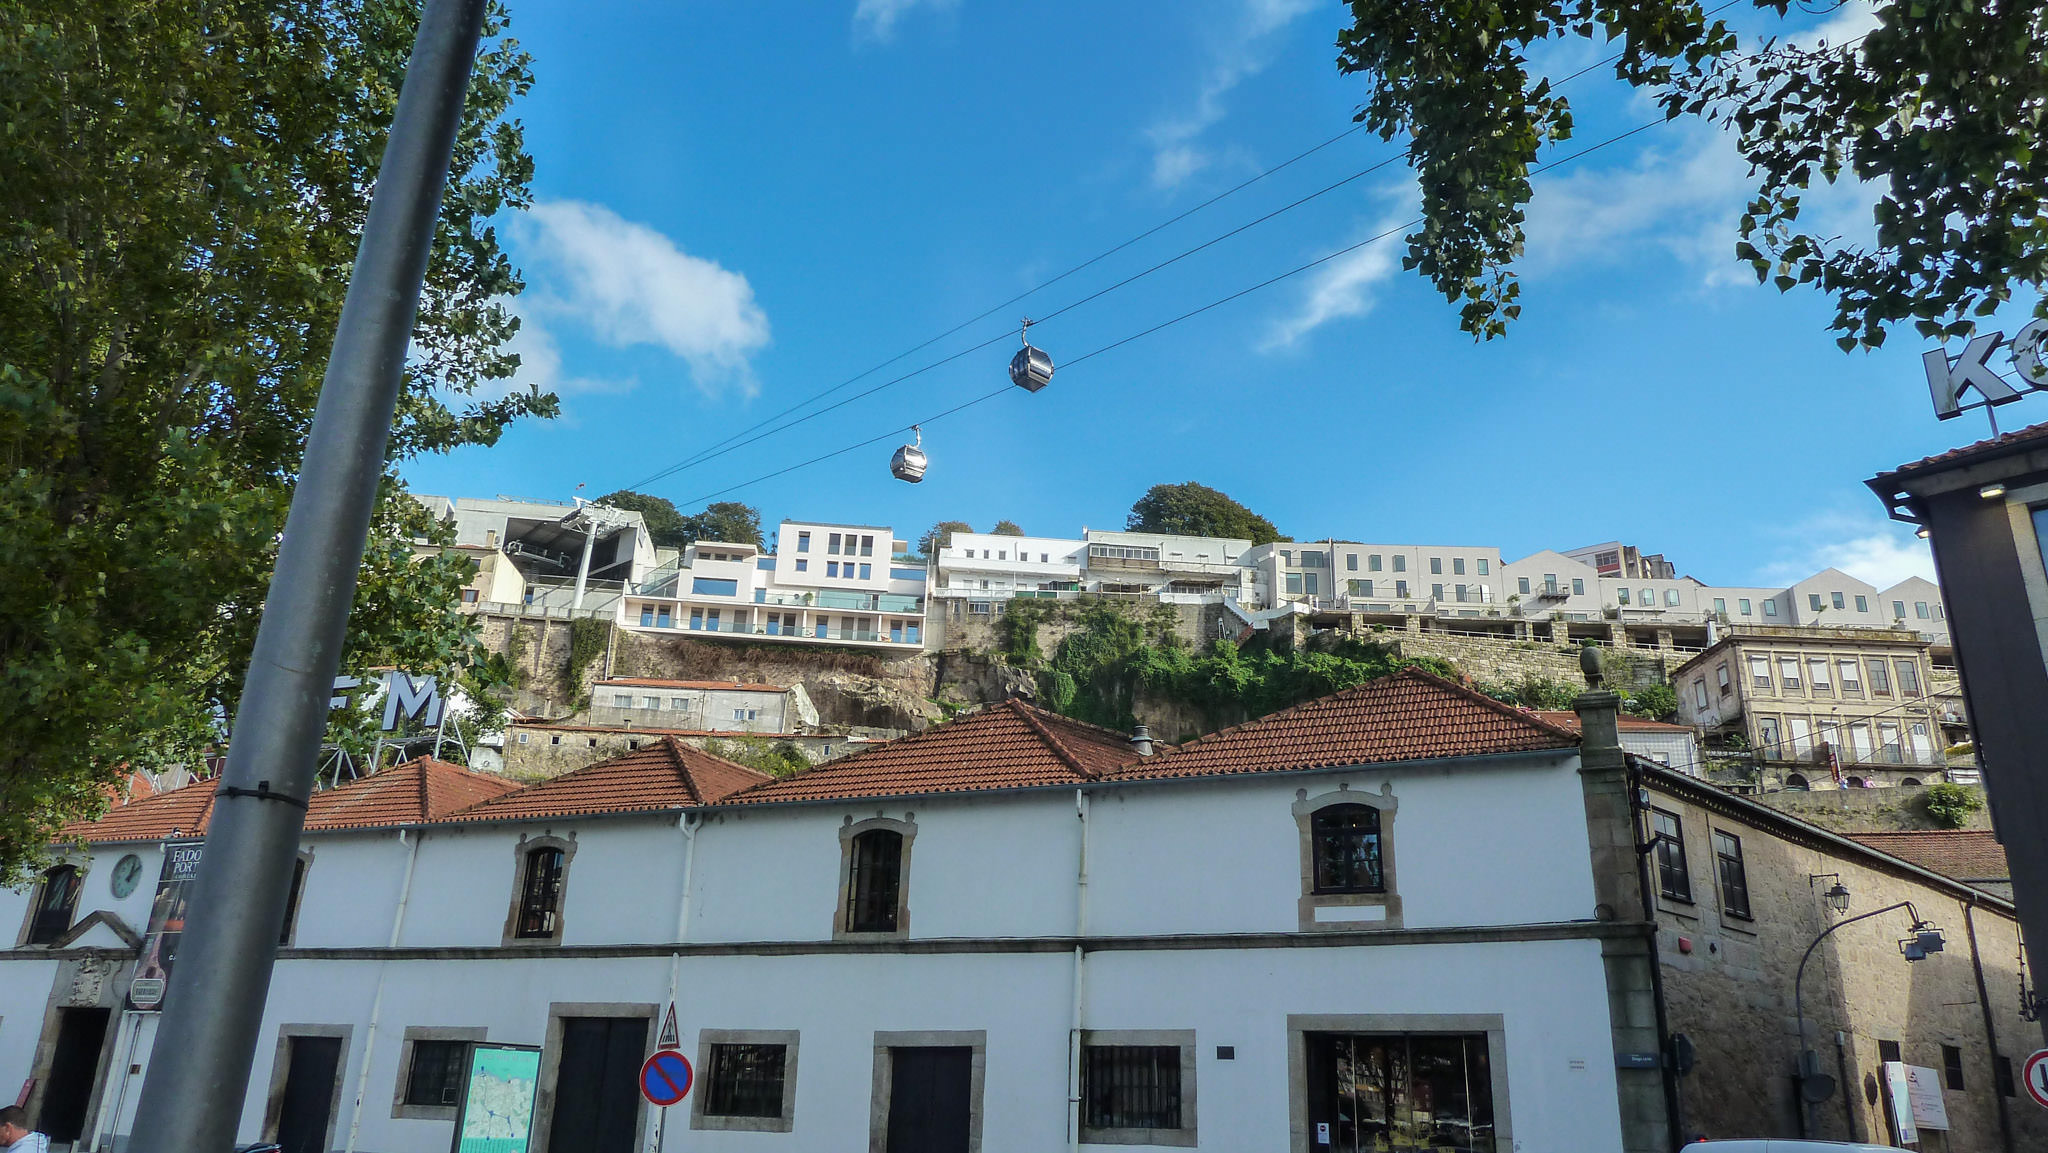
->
(617, 124, 1371, 491)
(677, 114, 1680, 505)
(620, 14, 1768, 493)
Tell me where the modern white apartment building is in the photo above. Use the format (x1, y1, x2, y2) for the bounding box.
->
(930, 529, 1254, 604)
(616, 520, 928, 651)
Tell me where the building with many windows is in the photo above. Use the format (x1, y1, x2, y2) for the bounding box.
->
(615, 521, 928, 651)
(3, 674, 2037, 1152)
(1671, 626, 1952, 789)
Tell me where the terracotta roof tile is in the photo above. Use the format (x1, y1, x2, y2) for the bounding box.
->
(1847, 830, 2010, 882)
(1114, 669, 1579, 781)
(448, 737, 771, 821)
(1530, 710, 1693, 734)
(1871, 420, 2048, 485)
(63, 778, 220, 843)
(717, 699, 1135, 805)
(303, 759, 520, 829)
(59, 758, 520, 842)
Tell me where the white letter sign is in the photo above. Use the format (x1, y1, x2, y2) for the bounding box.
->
(381, 671, 443, 730)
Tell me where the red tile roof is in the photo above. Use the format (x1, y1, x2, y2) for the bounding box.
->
(1847, 830, 2010, 882)
(1871, 421, 2048, 484)
(717, 699, 1136, 805)
(303, 758, 520, 829)
(65, 778, 221, 843)
(1113, 669, 1579, 781)
(1530, 710, 1693, 734)
(61, 759, 519, 842)
(596, 678, 788, 694)
(447, 737, 771, 821)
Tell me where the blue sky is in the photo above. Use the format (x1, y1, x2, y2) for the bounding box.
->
(400, 0, 2041, 588)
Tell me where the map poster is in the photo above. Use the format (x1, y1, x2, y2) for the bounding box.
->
(451, 1043, 542, 1153)
(126, 840, 204, 1011)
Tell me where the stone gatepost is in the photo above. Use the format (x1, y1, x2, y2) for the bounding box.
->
(1577, 684, 1675, 1153)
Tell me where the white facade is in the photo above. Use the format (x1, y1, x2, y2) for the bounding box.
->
(932, 532, 1086, 598)
(585, 679, 817, 733)
(617, 520, 928, 651)
(2, 747, 1631, 1152)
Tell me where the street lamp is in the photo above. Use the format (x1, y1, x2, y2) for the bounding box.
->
(1809, 873, 1852, 914)
(1793, 898, 1944, 1137)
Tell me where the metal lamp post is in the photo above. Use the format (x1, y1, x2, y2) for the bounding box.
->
(125, 2, 488, 1149)
(1792, 894, 1945, 1138)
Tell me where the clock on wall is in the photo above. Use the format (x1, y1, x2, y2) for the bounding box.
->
(109, 853, 143, 899)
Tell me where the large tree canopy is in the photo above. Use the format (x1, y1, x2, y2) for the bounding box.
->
(919, 520, 973, 557)
(1336, 0, 2048, 348)
(1127, 483, 1288, 544)
(0, 0, 553, 881)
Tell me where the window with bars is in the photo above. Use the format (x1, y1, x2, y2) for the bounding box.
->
(1713, 831, 1750, 919)
(1943, 1044, 1965, 1090)
(1311, 804, 1383, 893)
(515, 847, 565, 940)
(25, 864, 81, 946)
(1651, 810, 1692, 903)
(845, 828, 904, 933)
(404, 1040, 471, 1107)
(1082, 1045, 1184, 1133)
(704, 1043, 788, 1118)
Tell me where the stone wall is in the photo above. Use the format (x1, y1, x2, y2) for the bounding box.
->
(498, 727, 886, 782)
(1647, 779, 2042, 1149)
(927, 597, 1230, 655)
(1374, 629, 1676, 690)
(1748, 784, 1993, 833)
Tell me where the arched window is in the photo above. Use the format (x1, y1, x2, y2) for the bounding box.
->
(27, 864, 82, 945)
(515, 847, 565, 940)
(1784, 774, 1809, 790)
(1310, 804, 1383, 894)
(1901, 778, 1922, 788)
(845, 829, 904, 933)
(1845, 776, 1867, 789)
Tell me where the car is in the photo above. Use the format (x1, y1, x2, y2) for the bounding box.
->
(1684, 1141, 1903, 1152)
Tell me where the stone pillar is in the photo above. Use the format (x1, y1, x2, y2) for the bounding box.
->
(1576, 687, 1675, 1153)
(1608, 621, 1628, 647)
(1551, 618, 1572, 645)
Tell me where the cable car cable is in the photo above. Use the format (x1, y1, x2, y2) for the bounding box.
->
(616, 24, 1761, 496)
(616, 123, 1373, 492)
(675, 112, 1701, 505)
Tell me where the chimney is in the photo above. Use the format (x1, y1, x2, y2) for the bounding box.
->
(1129, 723, 1155, 757)
(1574, 643, 1624, 772)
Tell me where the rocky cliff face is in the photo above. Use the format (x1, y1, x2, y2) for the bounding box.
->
(480, 612, 1051, 733)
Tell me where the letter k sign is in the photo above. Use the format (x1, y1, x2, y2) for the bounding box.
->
(1926, 333, 2022, 419)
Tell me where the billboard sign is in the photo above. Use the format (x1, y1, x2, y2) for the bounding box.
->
(450, 1043, 542, 1153)
(127, 840, 204, 1010)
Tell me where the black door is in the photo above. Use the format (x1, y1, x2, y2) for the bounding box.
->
(548, 1016, 648, 1153)
(38, 1006, 110, 1143)
(274, 1034, 343, 1153)
(886, 1046, 973, 1153)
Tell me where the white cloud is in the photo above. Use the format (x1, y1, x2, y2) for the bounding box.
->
(516, 200, 770, 397)
(1260, 211, 1406, 350)
(1760, 515, 1936, 590)
(500, 307, 629, 397)
(1521, 3, 1886, 285)
(853, 0, 956, 42)
(1147, 0, 1317, 188)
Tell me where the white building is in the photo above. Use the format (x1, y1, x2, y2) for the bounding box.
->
(585, 678, 819, 734)
(616, 520, 928, 651)
(931, 530, 1255, 606)
(3, 674, 1682, 1153)
(931, 532, 1085, 598)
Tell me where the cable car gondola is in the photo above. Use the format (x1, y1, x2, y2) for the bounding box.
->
(1009, 318, 1054, 392)
(891, 425, 928, 483)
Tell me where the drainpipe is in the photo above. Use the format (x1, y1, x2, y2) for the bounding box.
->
(343, 827, 422, 1153)
(1068, 789, 1091, 1153)
(651, 812, 699, 1153)
(1964, 896, 2018, 1153)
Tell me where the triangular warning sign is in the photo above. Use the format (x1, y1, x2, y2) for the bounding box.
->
(658, 1003, 679, 1049)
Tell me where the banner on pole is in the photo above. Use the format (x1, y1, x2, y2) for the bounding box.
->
(127, 840, 204, 1010)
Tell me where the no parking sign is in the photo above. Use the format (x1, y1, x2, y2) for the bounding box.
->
(640, 1049, 693, 1108)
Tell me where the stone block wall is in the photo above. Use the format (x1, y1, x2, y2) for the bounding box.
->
(1646, 779, 2041, 1149)
(1748, 785, 1994, 834)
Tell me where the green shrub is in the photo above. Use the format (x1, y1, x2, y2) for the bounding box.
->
(1921, 782, 1984, 829)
